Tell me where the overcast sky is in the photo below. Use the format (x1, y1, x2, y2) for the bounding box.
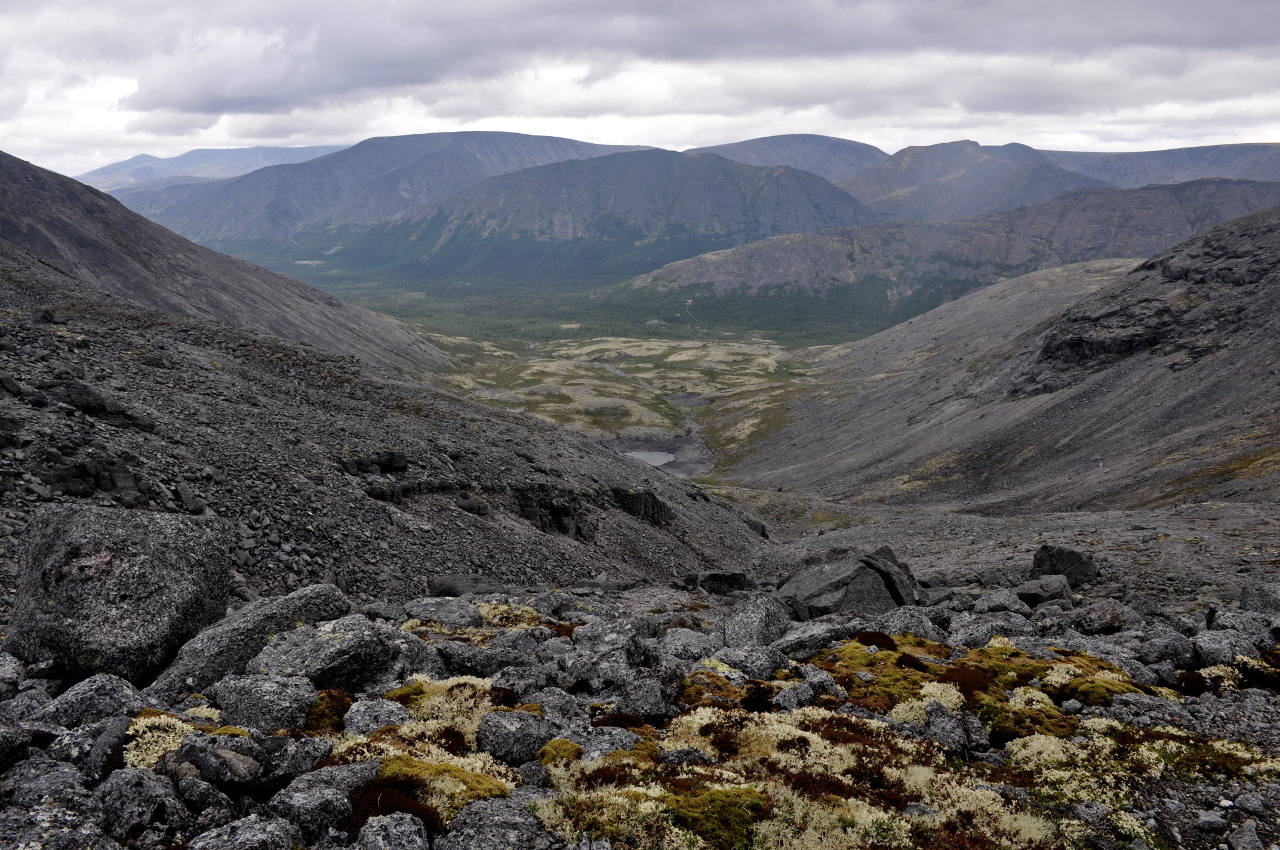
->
(4, 0, 1279, 176)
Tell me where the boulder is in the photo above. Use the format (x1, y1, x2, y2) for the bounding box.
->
(659, 628, 723, 660)
(186, 814, 302, 850)
(31, 673, 150, 729)
(7, 506, 231, 684)
(435, 793, 565, 850)
(1071, 600, 1143, 635)
(723, 595, 793, 647)
(972, 589, 1033, 616)
(1193, 630, 1257, 667)
(358, 812, 430, 850)
(344, 699, 411, 735)
(148, 584, 350, 704)
(159, 732, 264, 789)
(1012, 575, 1074, 609)
(679, 571, 753, 595)
(867, 607, 948, 643)
(778, 546, 916, 620)
(1240, 583, 1280, 614)
(95, 768, 191, 845)
(476, 710, 561, 766)
(0, 802, 122, 850)
(269, 761, 380, 842)
(245, 614, 392, 690)
(1030, 545, 1098, 586)
(403, 597, 483, 628)
(209, 674, 317, 733)
(711, 646, 788, 680)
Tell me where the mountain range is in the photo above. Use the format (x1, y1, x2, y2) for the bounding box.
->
(78, 144, 348, 191)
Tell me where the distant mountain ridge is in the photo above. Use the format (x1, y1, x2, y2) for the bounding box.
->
(0, 150, 446, 373)
(114, 132, 648, 248)
(1042, 143, 1280, 188)
(78, 145, 348, 191)
(332, 149, 879, 284)
(688, 134, 888, 182)
(615, 178, 1280, 342)
(839, 140, 1115, 221)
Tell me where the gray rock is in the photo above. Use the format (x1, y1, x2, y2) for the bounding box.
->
(96, 768, 190, 845)
(778, 546, 916, 620)
(1211, 610, 1274, 649)
(187, 814, 303, 850)
(476, 710, 560, 766)
(1228, 820, 1265, 850)
(1012, 575, 1074, 609)
(1194, 809, 1230, 833)
(403, 596, 483, 628)
(148, 583, 350, 703)
(159, 732, 264, 788)
(0, 724, 32, 771)
(1240, 582, 1280, 614)
(723, 595, 793, 648)
(269, 761, 380, 842)
(209, 674, 317, 732)
(1, 757, 96, 814)
(681, 570, 753, 595)
(1193, 630, 1257, 666)
(660, 627, 722, 660)
(921, 701, 970, 756)
(772, 682, 815, 711)
(358, 812, 430, 850)
(246, 614, 393, 690)
(6, 506, 231, 684)
(1072, 600, 1143, 635)
(0, 801, 123, 850)
(570, 726, 641, 761)
(1234, 793, 1267, 817)
(1031, 545, 1098, 586)
(972, 589, 1033, 616)
(0, 653, 22, 701)
(1137, 631, 1196, 667)
(770, 620, 861, 658)
(344, 698, 411, 735)
(948, 611, 1032, 647)
(31, 673, 149, 728)
(435, 793, 566, 850)
(711, 646, 787, 680)
(867, 607, 948, 643)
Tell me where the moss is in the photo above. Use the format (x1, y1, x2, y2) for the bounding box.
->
(661, 787, 772, 850)
(681, 671, 746, 709)
(209, 725, 253, 738)
(538, 738, 584, 765)
(305, 689, 353, 733)
(1050, 675, 1140, 707)
(380, 754, 509, 802)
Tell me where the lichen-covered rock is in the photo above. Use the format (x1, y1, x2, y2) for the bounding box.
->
(208, 674, 317, 732)
(435, 792, 566, 850)
(1193, 629, 1258, 666)
(711, 646, 787, 680)
(358, 811, 430, 850)
(0, 800, 123, 850)
(6, 506, 231, 684)
(777, 546, 917, 620)
(0, 653, 23, 701)
(722, 594, 793, 648)
(269, 761, 380, 842)
(476, 710, 561, 766)
(1071, 600, 1143, 635)
(343, 698, 411, 734)
(867, 607, 948, 643)
(95, 768, 191, 845)
(148, 583, 350, 703)
(1, 757, 98, 815)
(1012, 574, 1074, 609)
(660, 627, 722, 660)
(158, 732, 264, 789)
(186, 814, 302, 850)
(973, 588, 1033, 616)
(403, 596, 483, 628)
(31, 673, 150, 729)
(1031, 545, 1098, 586)
(245, 613, 393, 690)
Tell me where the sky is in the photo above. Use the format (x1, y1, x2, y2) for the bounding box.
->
(3, 0, 1280, 177)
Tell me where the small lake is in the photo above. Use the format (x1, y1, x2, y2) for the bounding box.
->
(625, 450, 677, 467)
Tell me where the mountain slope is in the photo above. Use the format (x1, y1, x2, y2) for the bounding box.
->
(0, 150, 446, 373)
(688, 134, 888, 182)
(840, 140, 1113, 220)
(336, 149, 879, 284)
(1043, 143, 1280, 188)
(113, 131, 647, 248)
(724, 207, 1280, 511)
(618, 178, 1280, 343)
(78, 145, 348, 191)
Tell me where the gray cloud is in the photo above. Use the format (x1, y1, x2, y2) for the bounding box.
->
(2, 0, 1279, 175)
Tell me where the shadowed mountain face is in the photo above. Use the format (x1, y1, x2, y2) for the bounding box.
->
(328, 149, 879, 284)
(112, 131, 647, 247)
(0, 150, 446, 373)
(725, 207, 1280, 512)
(1042, 143, 1280, 188)
(689, 134, 889, 183)
(77, 145, 348, 191)
(620, 178, 1280, 343)
(839, 140, 1114, 221)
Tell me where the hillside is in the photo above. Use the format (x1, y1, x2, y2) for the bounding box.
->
(334, 149, 879, 284)
(78, 144, 348, 191)
(839, 140, 1114, 220)
(0, 150, 446, 373)
(1043, 142, 1280, 188)
(688, 133, 888, 182)
(724, 207, 1280, 512)
(112, 131, 646, 248)
(619, 178, 1280, 343)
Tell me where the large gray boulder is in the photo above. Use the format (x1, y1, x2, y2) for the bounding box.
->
(435, 793, 565, 850)
(209, 674, 317, 733)
(148, 584, 350, 704)
(245, 614, 392, 690)
(6, 506, 231, 684)
(1031, 545, 1098, 586)
(31, 673, 150, 729)
(778, 546, 917, 620)
(96, 768, 191, 846)
(476, 710, 561, 766)
(269, 761, 380, 842)
(722, 595, 793, 648)
(358, 812, 430, 850)
(187, 814, 302, 850)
